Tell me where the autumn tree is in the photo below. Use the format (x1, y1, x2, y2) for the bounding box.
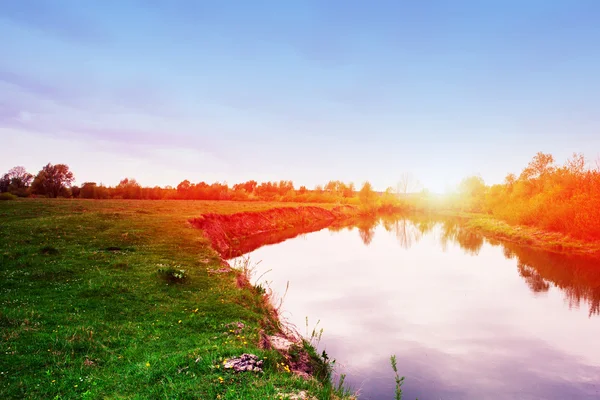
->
(358, 181, 379, 213)
(31, 163, 75, 198)
(342, 182, 355, 198)
(519, 152, 555, 181)
(177, 180, 192, 199)
(116, 178, 142, 199)
(233, 180, 257, 194)
(565, 152, 586, 175)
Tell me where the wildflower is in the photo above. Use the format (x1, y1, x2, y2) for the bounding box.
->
(178, 320, 182, 324)
(218, 376, 224, 383)
(145, 362, 150, 367)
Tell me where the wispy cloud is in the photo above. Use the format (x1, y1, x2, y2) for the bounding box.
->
(0, 69, 78, 103)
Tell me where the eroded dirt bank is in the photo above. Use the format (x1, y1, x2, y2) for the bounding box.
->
(189, 205, 356, 258)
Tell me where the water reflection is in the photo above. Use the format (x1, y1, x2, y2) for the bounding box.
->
(228, 213, 600, 398)
(323, 214, 600, 316)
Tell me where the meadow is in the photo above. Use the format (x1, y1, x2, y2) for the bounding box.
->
(0, 199, 349, 399)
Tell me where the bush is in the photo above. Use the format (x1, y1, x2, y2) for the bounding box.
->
(0, 192, 17, 201)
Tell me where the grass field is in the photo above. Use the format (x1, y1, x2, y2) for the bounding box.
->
(0, 199, 348, 399)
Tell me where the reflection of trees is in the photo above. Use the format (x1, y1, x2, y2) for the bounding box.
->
(356, 217, 378, 246)
(393, 219, 422, 249)
(517, 262, 550, 293)
(342, 212, 600, 317)
(493, 241, 600, 317)
(380, 214, 432, 250)
(448, 223, 599, 316)
(439, 220, 484, 255)
(502, 247, 515, 260)
(565, 287, 600, 317)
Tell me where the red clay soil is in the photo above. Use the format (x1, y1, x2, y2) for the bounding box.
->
(190, 206, 355, 258)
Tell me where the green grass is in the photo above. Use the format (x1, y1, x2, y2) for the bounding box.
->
(0, 199, 349, 399)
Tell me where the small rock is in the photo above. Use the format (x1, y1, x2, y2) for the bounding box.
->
(277, 391, 317, 400)
(268, 335, 295, 352)
(223, 353, 263, 373)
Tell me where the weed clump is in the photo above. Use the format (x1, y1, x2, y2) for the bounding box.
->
(157, 265, 187, 283)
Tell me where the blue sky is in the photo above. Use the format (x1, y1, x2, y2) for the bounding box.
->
(1, 0, 599, 192)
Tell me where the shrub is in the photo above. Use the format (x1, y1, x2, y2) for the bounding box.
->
(0, 192, 17, 201)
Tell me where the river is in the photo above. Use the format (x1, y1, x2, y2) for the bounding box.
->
(231, 215, 600, 399)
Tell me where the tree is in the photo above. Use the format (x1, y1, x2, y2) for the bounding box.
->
(80, 182, 98, 199)
(0, 174, 9, 193)
(342, 182, 355, 198)
(0, 166, 34, 196)
(458, 176, 487, 212)
(396, 172, 421, 195)
(504, 173, 516, 186)
(565, 152, 586, 175)
(70, 185, 80, 198)
(519, 152, 555, 181)
(31, 163, 75, 198)
(116, 178, 142, 199)
(177, 180, 192, 199)
(358, 181, 378, 212)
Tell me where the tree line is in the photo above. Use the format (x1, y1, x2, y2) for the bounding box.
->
(447, 152, 600, 240)
(0, 163, 408, 213)
(7, 153, 597, 240)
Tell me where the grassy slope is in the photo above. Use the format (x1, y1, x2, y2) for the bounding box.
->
(461, 215, 600, 257)
(0, 199, 342, 399)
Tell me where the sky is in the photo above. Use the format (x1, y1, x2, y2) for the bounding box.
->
(1, 0, 599, 193)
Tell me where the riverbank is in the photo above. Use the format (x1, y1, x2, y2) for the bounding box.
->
(190, 205, 357, 257)
(0, 199, 352, 399)
(461, 214, 600, 257)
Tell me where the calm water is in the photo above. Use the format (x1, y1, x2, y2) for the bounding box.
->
(231, 216, 600, 399)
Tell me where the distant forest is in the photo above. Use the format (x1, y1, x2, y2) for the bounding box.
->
(2, 152, 599, 239)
